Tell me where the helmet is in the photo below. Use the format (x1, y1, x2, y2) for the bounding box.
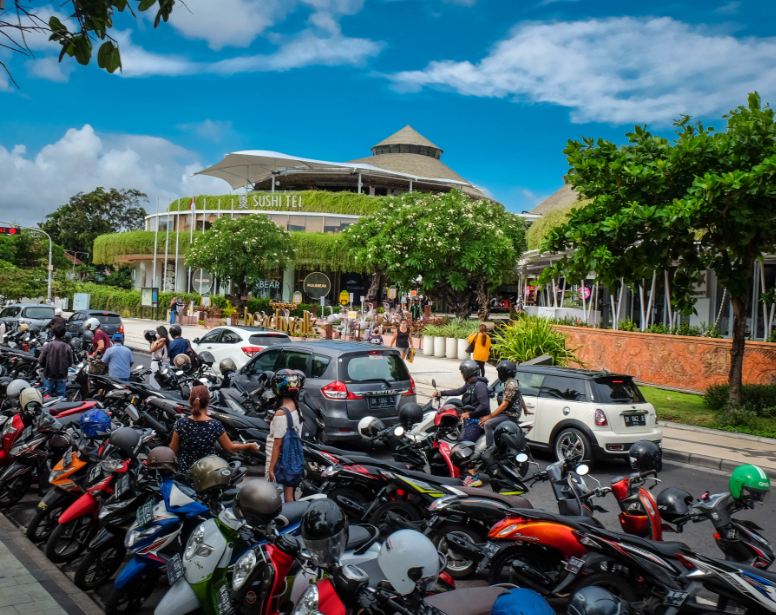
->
(84, 317, 100, 331)
(82, 330, 94, 344)
(301, 499, 348, 567)
(628, 440, 662, 473)
(272, 369, 305, 398)
(656, 487, 694, 523)
(496, 359, 517, 381)
(358, 416, 385, 438)
(451, 441, 476, 467)
(234, 479, 282, 528)
(219, 358, 237, 375)
(198, 351, 215, 367)
(459, 359, 479, 380)
(17, 323, 29, 333)
(6, 379, 30, 400)
(492, 588, 555, 615)
(729, 464, 770, 505)
(19, 386, 43, 411)
(172, 354, 191, 370)
(79, 409, 112, 438)
(189, 455, 231, 494)
(378, 529, 440, 595)
(49, 433, 71, 452)
(567, 586, 634, 615)
(111, 333, 124, 343)
(494, 421, 527, 453)
(398, 403, 423, 428)
(169, 324, 182, 337)
(143, 329, 157, 343)
(109, 427, 141, 457)
(147, 446, 177, 472)
(54, 308, 63, 316)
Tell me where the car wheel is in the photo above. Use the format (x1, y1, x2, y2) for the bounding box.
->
(554, 427, 592, 463)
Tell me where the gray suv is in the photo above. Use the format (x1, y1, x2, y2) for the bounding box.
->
(0, 303, 55, 330)
(232, 341, 416, 442)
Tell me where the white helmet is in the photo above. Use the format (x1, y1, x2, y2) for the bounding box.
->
(6, 379, 30, 400)
(19, 387, 43, 411)
(377, 529, 440, 595)
(84, 317, 100, 331)
(54, 308, 63, 316)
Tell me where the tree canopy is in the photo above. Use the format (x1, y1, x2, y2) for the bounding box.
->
(344, 191, 526, 318)
(543, 93, 776, 406)
(40, 187, 147, 263)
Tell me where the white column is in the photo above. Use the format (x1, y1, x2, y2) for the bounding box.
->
(282, 263, 295, 302)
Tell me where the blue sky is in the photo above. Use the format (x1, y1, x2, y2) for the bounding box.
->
(2, 0, 776, 224)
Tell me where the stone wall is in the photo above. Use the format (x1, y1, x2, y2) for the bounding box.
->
(556, 325, 776, 393)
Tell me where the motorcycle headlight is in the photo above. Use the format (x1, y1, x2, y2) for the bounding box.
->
(126, 525, 160, 548)
(428, 495, 455, 512)
(184, 524, 213, 559)
(231, 549, 257, 592)
(292, 584, 321, 615)
(321, 465, 339, 478)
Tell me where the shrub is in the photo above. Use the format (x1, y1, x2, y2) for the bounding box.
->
(646, 323, 670, 334)
(492, 316, 580, 366)
(705, 383, 776, 414)
(619, 319, 639, 332)
(247, 298, 272, 314)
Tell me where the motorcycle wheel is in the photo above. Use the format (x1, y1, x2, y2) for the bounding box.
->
(104, 569, 160, 615)
(45, 516, 96, 563)
(487, 544, 560, 588)
(431, 523, 484, 579)
(369, 500, 423, 534)
(74, 537, 127, 589)
(0, 473, 33, 508)
(26, 503, 66, 543)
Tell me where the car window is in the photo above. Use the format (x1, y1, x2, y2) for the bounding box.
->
(96, 314, 121, 325)
(516, 372, 544, 397)
(198, 329, 223, 344)
(539, 375, 588, 401)
(248, 334, 290, 346)
(22, 307, 54, 319)
(342, 352, 410, 384)
(276, 350, 310, 374)
(0, 307, 20, 318)
(593, 377, 646, 404)
(221, 331, 242, 344)
(311, 355, 331, 378)
(68, 312, 82, 322)
(246, 348, 281, 374)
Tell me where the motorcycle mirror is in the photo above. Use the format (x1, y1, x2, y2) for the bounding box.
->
(126, 404, 140, 422)
(432, 378, 437, 388)
(394, 426, 405, 437)
(576, 464, 590, 476)
(515, 453, 529, 463)
(193, 337, 200, 344)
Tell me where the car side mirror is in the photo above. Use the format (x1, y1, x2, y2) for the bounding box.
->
(193, 337, 200, 344)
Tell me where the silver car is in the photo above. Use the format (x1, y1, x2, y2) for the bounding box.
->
(0, 303, 55, 331)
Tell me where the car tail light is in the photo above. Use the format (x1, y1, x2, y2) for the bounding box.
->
(321, 380, 363, 400)
(594, 408, 608, 426)
(401, 377, 416, 397)
(119, 324, 124, 334)
(241, 346, 264, 357)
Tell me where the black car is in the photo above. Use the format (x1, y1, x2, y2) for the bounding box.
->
(231, 340, 416, 442)
(66, 310, 124, 337)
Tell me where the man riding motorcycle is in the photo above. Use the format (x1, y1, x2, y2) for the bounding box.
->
(481, 359, 528, 447)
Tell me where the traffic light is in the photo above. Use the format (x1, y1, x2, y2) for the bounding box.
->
(0, 227, 20, 235)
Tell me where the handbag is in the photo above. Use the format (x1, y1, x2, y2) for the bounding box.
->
(465, 334, 476, 354)
(407, 347, 416, 363)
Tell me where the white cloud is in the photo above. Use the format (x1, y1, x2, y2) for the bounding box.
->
(391, 17, 776, 124)
(0, 125, 225, 226)
(178, 119, 234, 142)
(26, 57, 72, 82)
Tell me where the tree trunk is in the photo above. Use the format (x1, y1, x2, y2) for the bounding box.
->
(366, 270, 385, 303)
(727, 295, 747, 407)
(476, 279, 490, 321)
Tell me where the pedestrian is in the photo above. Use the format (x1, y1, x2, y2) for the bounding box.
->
(466, 323, 492, 377)
(265, 369, 305, 502)
(167, 324, 190, 361)
(47, 308, 67, 331)
(169, 384, 260, 472)
(38, 325, 75, 397)
(176, 298, 185, 321)
(410, 299, 422, 322)
(146, 326, 169, 379)
(481, 360, 528, 446)
(390, 319, 416, 360)
(169, 296, 178, 325)
(100, 333, 133, 382)
(84, 317, 111, 357)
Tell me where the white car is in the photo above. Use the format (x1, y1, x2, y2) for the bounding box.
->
(191, 326, 290, 374)
(515, 366, 662, 464)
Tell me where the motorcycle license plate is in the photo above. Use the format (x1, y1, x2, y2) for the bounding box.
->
(624, 414, 646, 427)
(136, 500, 155, 527)
(166, 553, 184, 585)
(565, 556, 584, 573)
(216, 583, 236, 615)
(482, 542, 500, 558)
(368, 395, 395, 409)
(63, 451, 73, 467)
(114, 475, 130, 498)
(664, 590, 688, 607)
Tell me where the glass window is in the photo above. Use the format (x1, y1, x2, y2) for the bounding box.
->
(221, 331, 242, 344)
(593, 377, 646, 404)
(248, 334, 289, 347)
(22, 307, 54, 319)
(516, 372, 544, 397)
(342, 352, 410, 384)
(276, 350, 310, 374)
(0, 307, 20, 318)
(311, 355, 331, 378)
(198, 329, 223, 344)
(96, 314, 122, 325)
(246, 348, 281, 374)
(539, 375, 588, 401)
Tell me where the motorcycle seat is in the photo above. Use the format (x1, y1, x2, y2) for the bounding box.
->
(733, 562, 776, 584)
(147, 397, 185, 413)
(397, 468, 462, 486)
(425, 586, 511, 615)
(458, 487, 532, 509)
(277, 501, 312, 527)
(587, 525, 691, 555)
(346, 524, 377, 551)
(48, 401, 94, 413)
(506, 508, 595, 529)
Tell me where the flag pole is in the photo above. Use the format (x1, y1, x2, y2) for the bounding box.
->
(199, 197, 206, 292)
(162, 203, 171, 292)
(174, 205, 180, 292)
(187, 195, 195, 293)
(151, 197, 159, 316)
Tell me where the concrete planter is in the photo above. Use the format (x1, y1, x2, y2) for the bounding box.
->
(433, 336, 446, 357)
(445, 337, 458, 359)
(422, 335, 434, 355)
(457, 338, 471, 358)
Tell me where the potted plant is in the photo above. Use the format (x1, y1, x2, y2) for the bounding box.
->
(421, 324, 438, 355)
(454, 319, 479, 358)
(222, 301, 236, 326)
(442, 323, 458, 360)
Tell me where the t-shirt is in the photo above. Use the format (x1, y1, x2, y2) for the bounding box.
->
(168, 337, 189, 360)
(265, 407, 301, 476)
(101, 344, 133, 381)
(467, 332, 492, 362)
(501, 378, 524, 419)
(93, 329, 112, 353)
(174, 417, 226, 472)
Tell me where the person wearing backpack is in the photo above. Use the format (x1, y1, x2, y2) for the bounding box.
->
(266, 369, 305, 502)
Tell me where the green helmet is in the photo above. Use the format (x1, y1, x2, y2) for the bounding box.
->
(729, 464, 770, 503)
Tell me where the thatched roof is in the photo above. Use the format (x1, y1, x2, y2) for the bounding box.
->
(372, 125, 442, 152)
(531, 183, 580, 214)
(348, 152, 467, 183)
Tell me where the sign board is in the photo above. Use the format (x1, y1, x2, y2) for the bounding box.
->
(255, 280, 280, 291)
(141, 287, 159, 307)
(292, 291, 303, 305)
(339, 290, 350, 306)
(303, 272, 331, 299)
(347, 310, 358, 320)
(73, 293, 90, 311)
(191, 269, 213, 295)
(387, 287, 397, 300)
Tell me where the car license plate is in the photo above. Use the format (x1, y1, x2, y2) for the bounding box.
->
(368, 395, 395, 409)
(624, 414, 646, 427)
(166, 553, 184, 585)
(136, 500, 155, 527)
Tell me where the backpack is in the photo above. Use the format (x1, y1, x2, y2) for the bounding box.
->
(274, 408, 304, 485)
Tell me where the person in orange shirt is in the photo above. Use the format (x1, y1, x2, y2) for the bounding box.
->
(466, 323, 492, 376)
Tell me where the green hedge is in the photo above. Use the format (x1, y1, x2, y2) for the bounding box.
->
(168, 191, 385, 216)
(93, 231, 190, 265)
(704, 384, 776, 416)
(72, 283, 201, 318)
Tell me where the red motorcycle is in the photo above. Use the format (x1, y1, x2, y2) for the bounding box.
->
(603, 469, 666, 540)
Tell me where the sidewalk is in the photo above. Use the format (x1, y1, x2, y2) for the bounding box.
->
(120, 317, 776, 475)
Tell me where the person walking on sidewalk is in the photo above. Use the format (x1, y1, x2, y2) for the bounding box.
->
(266, 369, 305, 502)
(466, 323, 492, 376)
(146, 326, 169, 380)
(38, 325, 75, 397)
(169, 296, 178, 325)
(390, 319, 416, 360)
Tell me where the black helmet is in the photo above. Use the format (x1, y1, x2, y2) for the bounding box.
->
(219, 358, 237, 374)
(147, 446, 177, 473)
(234, 479, 282, 528)
(109, 427, 141, 457)
(496, 359, 517, 381)
(567, 586, 633, 615)
(198, 351, 215, 367)
(82, 329, 94, 344)
(628, 440, 662, 473)
(272, 369, 305, 399)
(143, 329, 157, 343)
(173, 354, 192, 370)
(494, 421, 527, 453)
(301, 499, 348, 567)
(459, 359, 479, 380)
(398, 403, 423, 428)
(169, 324, 182, 337)
(451, 441, 476, 468)
(656, 487, 694, 523)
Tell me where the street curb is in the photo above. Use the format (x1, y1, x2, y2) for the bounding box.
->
(660, 420, 776, 446)
(661, 448, 771, 476)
